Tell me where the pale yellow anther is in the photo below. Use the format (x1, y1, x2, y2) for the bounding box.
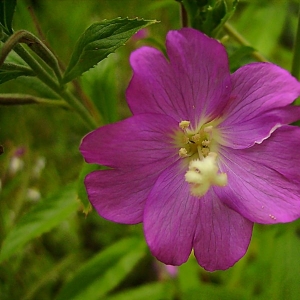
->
(179, 148, 188, 158)
(191, 133, 201, 142)
(201, 147, 210, 157)
(202, 140, 210, 147)
(183, 136, 190, 144)
(185, 152, 227, 197)
(179, 120, 190, 130)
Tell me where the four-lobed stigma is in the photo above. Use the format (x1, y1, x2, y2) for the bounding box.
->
(178, 120, 227, 196)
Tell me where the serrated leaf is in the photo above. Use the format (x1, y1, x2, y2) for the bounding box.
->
(56, 237, 147, 300)
(62, 17, 157, 83)
(0, 184, 79, 263)
(0, 0, 17, 34)
(0, 63, 35, 84)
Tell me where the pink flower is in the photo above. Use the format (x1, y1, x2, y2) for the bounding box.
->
(80, 28, 300, 271)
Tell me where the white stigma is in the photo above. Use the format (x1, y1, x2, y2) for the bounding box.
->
(184, 152, 227, 197)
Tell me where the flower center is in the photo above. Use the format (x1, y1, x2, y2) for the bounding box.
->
(178, 120, 227, 197)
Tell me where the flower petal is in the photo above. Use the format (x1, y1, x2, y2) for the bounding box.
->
(127, 28, 231, 125)
(193, 189, 253, 271)
(144, 162, 199, 265)
(219, 63, 300, 148)
(218, 125, 300, 224)
(85, 164, 167, 224)
(80, 113, 178, 169)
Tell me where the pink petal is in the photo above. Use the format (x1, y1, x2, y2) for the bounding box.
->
(80, 114, 178, 169)
(218, 125, 300, 224)
(219, 63, 300, 149)
(144, 162, 199, 265)
(127, 28, 231, 126)
(85, 164, 168, 224)
(193, 189, 253, 271)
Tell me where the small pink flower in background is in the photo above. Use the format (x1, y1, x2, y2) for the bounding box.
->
(131, 28, 149, 41)
(80, 28, 300, 271)
(165, 265, 178, 278)
(8, 147, 26, 175)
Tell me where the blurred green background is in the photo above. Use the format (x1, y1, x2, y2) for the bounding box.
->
(1, 0, 300, 299)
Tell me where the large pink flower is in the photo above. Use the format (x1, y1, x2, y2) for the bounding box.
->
(80, 28, 300, 271)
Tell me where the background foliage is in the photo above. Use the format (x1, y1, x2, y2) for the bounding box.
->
(1, 0, 300, 299)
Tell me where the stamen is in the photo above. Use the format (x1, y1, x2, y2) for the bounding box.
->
(204, 126, 213, 133)
(185, 152, 227, 197)
(202, 140, 210, 147)
(182, 136, 189, 144)
(179, 120, 190, 130)
(197, 146, 204, 159)
(179, 148, 188, 158)
(191, 133, 201, 143)
(201, 147, 210, 157)
(204, 125, 213, 141)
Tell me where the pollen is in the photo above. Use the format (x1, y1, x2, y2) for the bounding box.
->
(185, 152, 227, 197)
(179, 120, 190, 130)
(179, 148, 188, 158)
(191, 133, 201, 142)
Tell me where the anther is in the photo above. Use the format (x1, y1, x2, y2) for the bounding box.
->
(202, 140, 210, 147)
(191, 133, 201, 143)
(179, 148, 188, 158)
(179, 120, 190, 130)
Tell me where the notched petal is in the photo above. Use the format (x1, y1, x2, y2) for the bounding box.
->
(220, 63, 300, 149)
(218, 126, 300, 224)
(193, 190, 253, 271)
(144, 162, 199, 265)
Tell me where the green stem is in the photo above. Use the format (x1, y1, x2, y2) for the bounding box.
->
(292, 2, 300, 80)
(27, 8, 103, 123)
(13, 44, 97, 129)
(1, 30, 63, 84)
(0, 93, 70, 108)
(180, 2, 188, 28)
(223, 23, 268, 62)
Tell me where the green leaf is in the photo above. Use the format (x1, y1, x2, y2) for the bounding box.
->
(178, 258, 248, 300)
(0, 63, 35, 84)
(234, 1, 288, 57)
(211, 0, 239, 36)
(56, 237, 147, 300)
(228, 45, 255, 72)
(182, 0, 238, 37)
(105, 282, 175, 300)
(77, 162, 100, 214)
(62, 17, 157, 83)
(0, 184, 79, 263)
(0, 0, 17, 34)
(81, 55, 118, 124)
(266, 226, 300, 300)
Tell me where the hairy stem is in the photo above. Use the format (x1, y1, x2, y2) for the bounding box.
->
(13, 44, 97, 129)
(27, 7, 102, 122)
